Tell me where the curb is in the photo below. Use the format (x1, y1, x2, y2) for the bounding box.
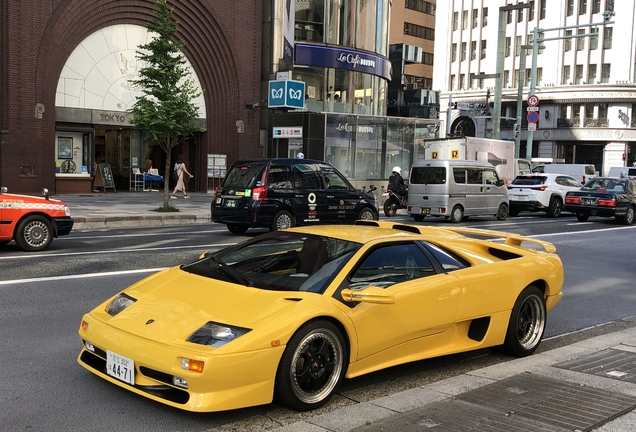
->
(72, 215, 212, 230)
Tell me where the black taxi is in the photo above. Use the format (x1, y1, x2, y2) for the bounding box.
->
(564, 176, 636, 224)
(211, 158, 379, 234)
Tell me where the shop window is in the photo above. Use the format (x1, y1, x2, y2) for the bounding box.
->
(603, 27, 613, 49)
(562, 65, 571, 84)
(19, 166, 36, 177)
(295, 0, 324, 43)
(601, 63, 611, 83)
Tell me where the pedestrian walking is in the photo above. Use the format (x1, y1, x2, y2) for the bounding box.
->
(171, 156, 193, 199)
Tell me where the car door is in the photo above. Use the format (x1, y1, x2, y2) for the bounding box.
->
(483, 168, 505, 212)
(341, 241, 462, 360)
(292, 162, 327, 223)
(465, 167, 486, 214)
(320, 165, 359, 222)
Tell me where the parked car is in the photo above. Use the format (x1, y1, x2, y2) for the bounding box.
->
(77, 220, 563, 412)
(0, 186, 74, 251)
(211, 158, 379, 234)
(507, 174, 583, 217)
(564, 177, 636, 224)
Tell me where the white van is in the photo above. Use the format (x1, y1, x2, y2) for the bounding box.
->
(531, 164, 597, 184)
(608, 166, 636, 177)
(407, 159, 509, 223)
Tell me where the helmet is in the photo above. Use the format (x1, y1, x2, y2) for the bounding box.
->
(392, 166, 401, 174)
(296, 152, 305, 159)
(620, 170, 627, 178)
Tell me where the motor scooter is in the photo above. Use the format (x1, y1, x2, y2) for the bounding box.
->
(382, 189, 407, 217)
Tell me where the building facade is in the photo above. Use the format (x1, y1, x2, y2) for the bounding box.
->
(0, 0, 263, 194)
(434, 0, 636, 175)
(261, 0, 442, 185)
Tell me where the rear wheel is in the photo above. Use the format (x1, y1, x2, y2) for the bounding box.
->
(619, 206, 635, 225)
(576, 213, 589, 222)
(15, 215, 54, 252)
(496, 203, 508, 221)
(275, 320, 347, 411)
(358, 207, 376, 220)
(503, 285, 546, 357)
(271, 210, 294, 231)
(383, 199, 398, 217)
(546, 197, 563, 218)
(449, 205, 463, 223)
(412, 215, 425, 222)
(227, 224, 248, 235)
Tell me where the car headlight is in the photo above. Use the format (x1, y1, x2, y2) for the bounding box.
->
(64, 205, 71, 217)
(187, 322, 251, 347)
(105, 293, 136, 316)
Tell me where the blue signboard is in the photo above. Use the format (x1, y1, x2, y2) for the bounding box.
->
(295, 43, 392, 81)
(268, 80, 305, 109)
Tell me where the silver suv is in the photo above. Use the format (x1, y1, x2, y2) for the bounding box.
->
(508, 173, 582, 217)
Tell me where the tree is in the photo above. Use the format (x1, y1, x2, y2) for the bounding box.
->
(128, 0, 202, 209)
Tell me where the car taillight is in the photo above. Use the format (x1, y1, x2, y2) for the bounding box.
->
(565, 196, 580, 204)
(598, 198, 616, 207)
(531, 185, 547, 191)
(252, 186, 267, 201)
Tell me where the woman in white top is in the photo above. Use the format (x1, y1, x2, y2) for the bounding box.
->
(171, 155, 193, 199)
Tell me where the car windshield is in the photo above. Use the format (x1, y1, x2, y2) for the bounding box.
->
(511, 176, 546, 186)
(581, 178, 627, 192)
(182, 231, 362, 293)
(223, 163, 266, 189)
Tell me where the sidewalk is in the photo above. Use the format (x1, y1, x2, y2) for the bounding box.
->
(271, 320, 636, 432)
(57, 192, 636, 431)
(56, 190, 213, 230)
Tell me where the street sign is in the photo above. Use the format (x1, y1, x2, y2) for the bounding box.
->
(528, 122, 537, 131)
(527, 106, 539, 112)
(528, 94, 540, 106)
(527, 111, 540, 123)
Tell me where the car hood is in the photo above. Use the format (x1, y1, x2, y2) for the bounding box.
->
(1, 192, 66, 205)
(104, 268, 310, 344)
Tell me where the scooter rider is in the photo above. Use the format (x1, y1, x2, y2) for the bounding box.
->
(388, 166, 408, 199)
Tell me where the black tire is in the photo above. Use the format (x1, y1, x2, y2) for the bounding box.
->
(358, 207, 376, 221)
(271, 210, 294, 231)
(496, 203, 508, 221)
(503, 285, 546, 357)
(227, 224, 249, 235)
(275, 320, 347, 411)
(383, 199, 398, 217)
(449, 205, 463, 223)
(619, 206, 635, 225)
(0, 240, 10, 247)
(15, 215, 54, 252)
(546, 197, 563, 218)
(576, 213, 589, 222)
(508, 209, 519, 217)
(412, 214, 425, 222)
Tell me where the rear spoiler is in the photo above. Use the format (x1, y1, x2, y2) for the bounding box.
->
(354, 220, 556, 253)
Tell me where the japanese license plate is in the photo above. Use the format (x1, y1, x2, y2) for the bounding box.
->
(215, 197, 221, 204)
(421, 208, 431, 215)
(225, 199, 237, 208)
(106, 350, 135, 385)
(582, 198, 596, 205)
(516, 196, 527, 201)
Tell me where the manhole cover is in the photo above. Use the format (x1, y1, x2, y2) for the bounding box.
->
(556, 348, 636, 384)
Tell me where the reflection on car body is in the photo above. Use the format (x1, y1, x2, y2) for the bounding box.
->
(564, 177, 636, 224)
(77, 221, 563, 413)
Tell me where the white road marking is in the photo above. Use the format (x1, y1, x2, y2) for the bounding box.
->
(0, 268, 167, 286)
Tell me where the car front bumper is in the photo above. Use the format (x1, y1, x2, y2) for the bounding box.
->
(53, 217, 74, 236)
(77, 314, 284, 412)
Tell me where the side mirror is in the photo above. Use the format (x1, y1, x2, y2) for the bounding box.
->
(199, 251, 209, 259)
(42, 188, 50, 200)
(496, 180, 505, 187)
(341, 286, 395, 304)
(0, 186, 7, 193)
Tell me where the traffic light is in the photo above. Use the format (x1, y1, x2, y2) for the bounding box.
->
(513, 123, 520, 139)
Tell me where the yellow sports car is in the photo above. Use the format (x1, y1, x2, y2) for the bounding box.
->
(77, 221, 563, 412)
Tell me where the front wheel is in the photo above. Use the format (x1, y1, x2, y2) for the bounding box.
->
(15, 215, 54, 252)
(383, 199, 398, 217)
(619, 206, 635, 225)
(576, 213, 589, 222)
(546, 197, 563, 218)
(503, 285, 546, 357)
(271, 210, 295, 231)
(227, 224, 248, 235)
(275, 320, 347, 411)
(496, 203, 508, 221)
(449, 205, 463, 223)
(358, 207, 376, 221)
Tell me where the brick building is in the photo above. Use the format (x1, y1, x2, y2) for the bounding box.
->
(0, 0, 263, 194)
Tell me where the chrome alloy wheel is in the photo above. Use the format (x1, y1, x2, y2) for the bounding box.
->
(275, 212, 293, 230)
(515, 293, 546, 351)
(23, 220, 51, 248)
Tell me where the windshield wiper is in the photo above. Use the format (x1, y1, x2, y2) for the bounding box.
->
(208, 255, 254, 287)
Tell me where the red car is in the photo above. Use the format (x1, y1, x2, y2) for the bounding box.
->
(0, 187, 74, 251)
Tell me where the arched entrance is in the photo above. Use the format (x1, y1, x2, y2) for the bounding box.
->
(450, 116, 476, 137)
